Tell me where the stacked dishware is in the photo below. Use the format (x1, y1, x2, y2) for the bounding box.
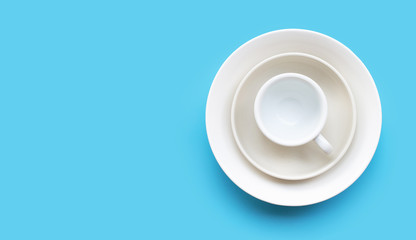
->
(206, 29, 382, 206)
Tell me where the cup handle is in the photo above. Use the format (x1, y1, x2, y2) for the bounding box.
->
(314, 134, 333, 154)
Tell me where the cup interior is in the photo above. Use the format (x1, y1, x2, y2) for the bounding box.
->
(255, 73, 327, 146)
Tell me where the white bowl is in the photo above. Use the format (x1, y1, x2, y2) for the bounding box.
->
(231, 52, 356, 180)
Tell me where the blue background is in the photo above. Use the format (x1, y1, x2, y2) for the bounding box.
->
(0, 0, 413, 239)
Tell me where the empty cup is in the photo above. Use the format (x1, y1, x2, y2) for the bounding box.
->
(254, 73, 333, 153)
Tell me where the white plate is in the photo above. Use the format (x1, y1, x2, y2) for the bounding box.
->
(231, 53, 356, 180)
(206, 29, 382, 206)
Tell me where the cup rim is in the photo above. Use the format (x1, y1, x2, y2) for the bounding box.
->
(254, 72, 328, 146)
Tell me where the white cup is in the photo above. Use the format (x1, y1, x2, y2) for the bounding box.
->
(254, 73, 333, 153)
